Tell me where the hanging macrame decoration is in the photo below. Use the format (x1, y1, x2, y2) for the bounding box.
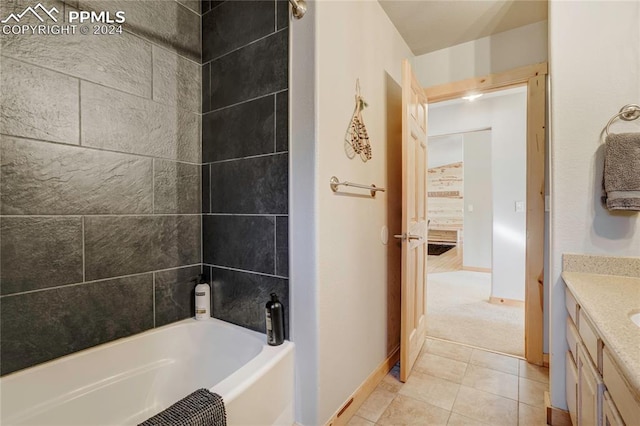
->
(345, 79, 372, 162)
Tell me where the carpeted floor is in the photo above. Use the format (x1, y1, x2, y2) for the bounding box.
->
(426, 271, 524, 357)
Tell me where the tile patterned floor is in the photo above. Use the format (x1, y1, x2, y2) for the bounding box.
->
(349, 338, 549, 426)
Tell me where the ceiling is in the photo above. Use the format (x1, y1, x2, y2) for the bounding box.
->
(378, 0, 548, 56)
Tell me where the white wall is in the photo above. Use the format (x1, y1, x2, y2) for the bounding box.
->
(429, 89, 527, 301)
(548, 0, 640, 410)
(414, 20, 548, 88)
(463, 130, 493, 270)
(428, 135, 463, 168)
(305, 0, 413, 423)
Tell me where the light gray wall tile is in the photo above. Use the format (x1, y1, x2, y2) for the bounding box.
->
(77, 0, 201, 61)
(154, 160, 201, 214)
(81, 81, 200, 163)
(0, 217, 83, 295)
(176, 0, 201, 14)
(152, 45, 201, 113)
(0, 57, 79, 145)
(0, 0, 152, 98)
(0, 136, 153, 215)
(84, 215, 201, 281)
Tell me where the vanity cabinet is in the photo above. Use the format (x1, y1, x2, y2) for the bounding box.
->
(565, 286, 640, 426)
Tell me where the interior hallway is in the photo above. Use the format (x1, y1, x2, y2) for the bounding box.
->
(348, 338, 549, 425)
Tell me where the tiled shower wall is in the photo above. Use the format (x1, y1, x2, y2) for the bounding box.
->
(0, 0, 202, 375)
(201, 0, 290, 336)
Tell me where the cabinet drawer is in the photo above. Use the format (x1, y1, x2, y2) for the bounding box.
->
(578, 344, 604, 426)
(603, 348, 640, 426)
(565, 287, 579, 324)
(566, 351, 578, 426)
(603, 390, 625, 426)
(579, 309, 602, 371)
(566, 317, 579, 364)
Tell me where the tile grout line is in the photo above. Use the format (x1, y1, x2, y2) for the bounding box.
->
(1, 133, 202, 166)
(1, 214, 202, 218)
(206, 151, 287, 165)
(152, 159, 155, 213)
(274, 93, 277, 153)
(205, 88, 289, 116)
(208, 164, 212, 213)
(203, 213, 288, 217)
(203, 26, 286, 65)
(78, 79, 82, 146)
(0, 263, 203, 299)
(81, 216, 85, 282)
(204, 263, 288, 280)
(152, 272, 156, 328)
(274, 218, 277, 275)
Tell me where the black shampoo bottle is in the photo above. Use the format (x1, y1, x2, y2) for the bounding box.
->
(265, 293, 284, 346)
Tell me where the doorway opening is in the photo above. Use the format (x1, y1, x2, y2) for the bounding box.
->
(425, 87, 527, 357)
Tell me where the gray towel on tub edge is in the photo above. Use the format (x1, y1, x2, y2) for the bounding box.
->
(604, 132, 640, 211)
(139, 389, 226, 426)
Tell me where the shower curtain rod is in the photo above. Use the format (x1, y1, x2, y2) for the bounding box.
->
(289, 0, 307, 19)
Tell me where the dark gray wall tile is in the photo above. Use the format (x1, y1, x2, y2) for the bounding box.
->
(277, 0, 289, 30)
(276, 91, 288, 152)
(154, 160, 201, 214)
(210, 267, 288, 338)
(276, 216, 288, 277)
(152, 45, 201, 113)
(0, 0, 152, 98)
(1, 137, 153, 215)
(203, 215, 275, 274)
(210, 153, 288, 214)
(81, 81, 200, 163)
(0, 274, 153, 375)
(202, 62, 211, 113)
(85, 216, 200, 281)
(0, 57, 79, 145)
(201, 0, 211, 14)
(155, 265, 201, 327)
(210, 30, 288, 110)
(0, 217, 83, 295)
(76, 0, 201, 61)
(202, 0, 274, 63)
(203, 96, 275, 163)
(202, 164, 211, 214)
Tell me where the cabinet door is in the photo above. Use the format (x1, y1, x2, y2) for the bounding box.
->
(578, 345, 604, 426)
(603, 391, 624, 426)
(567, 351, 579, 426)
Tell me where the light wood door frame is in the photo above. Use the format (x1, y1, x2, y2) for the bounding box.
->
(423, 62, 548, 366)
(399, 59, 429, 382)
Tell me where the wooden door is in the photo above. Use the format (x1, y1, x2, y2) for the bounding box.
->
(399, 59, 428, 382)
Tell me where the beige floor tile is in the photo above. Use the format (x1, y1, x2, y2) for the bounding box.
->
(469, 349, 519, 375)
(399, 370, 461, 411)
(451, 385, 518, 426)
(518, 377, 548, 408)
(518, 359, 550, 384)
(461, 364, 518, 400)
(377, 395, 451, 426)
(414, 352, 468, 383)
(353, 387, 395, 423)
(447, 412, 491, 425)
(424, 338, 474, 363)
(518, 402, 547, 426)
(346, 414, 375, 426)
(378, 365, 404, 393)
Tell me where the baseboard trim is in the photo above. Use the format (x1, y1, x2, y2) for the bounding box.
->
(325, 346, 400, 426)
(462, 266, 492, 273)
(545, 392, 572, 426)
(489, 296, 525, 308)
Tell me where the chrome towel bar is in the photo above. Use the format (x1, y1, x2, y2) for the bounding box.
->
(329, 176, 385, 198)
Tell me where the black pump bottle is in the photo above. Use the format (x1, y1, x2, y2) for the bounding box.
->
(265, 293, 285, 346)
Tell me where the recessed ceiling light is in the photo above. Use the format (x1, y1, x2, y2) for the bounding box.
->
(462, 94, 483, 102)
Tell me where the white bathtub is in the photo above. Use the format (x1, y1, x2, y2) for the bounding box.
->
(0, 318, 295, 426)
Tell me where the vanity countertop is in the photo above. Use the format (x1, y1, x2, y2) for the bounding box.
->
(562, 271, 640, 399)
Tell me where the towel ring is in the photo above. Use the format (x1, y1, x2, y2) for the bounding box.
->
(605, 104, 640, 136)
